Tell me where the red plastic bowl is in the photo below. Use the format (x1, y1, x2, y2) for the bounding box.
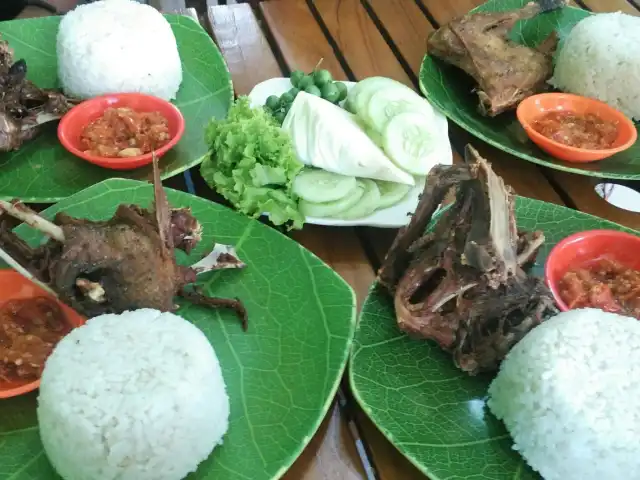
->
(516, 93, 637, 163)
(58, 93, 185, 170)
(0, 270, 86, 399)
(544, 229, 640, 312)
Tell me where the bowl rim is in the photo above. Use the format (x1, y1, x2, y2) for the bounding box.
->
(516, 92, 638, 157)
(544, 229, 640, 312)
(57, 92, 186, 168)
(0, 270, 86, 399)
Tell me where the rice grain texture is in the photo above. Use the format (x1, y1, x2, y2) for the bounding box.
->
(37, 309, 229, 480)
(57, 0, 183, 101)
(488, 308, 640, 480)
(550, 12, 640, 120)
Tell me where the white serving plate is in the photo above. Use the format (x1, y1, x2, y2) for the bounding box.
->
(248, 78, 452, 228)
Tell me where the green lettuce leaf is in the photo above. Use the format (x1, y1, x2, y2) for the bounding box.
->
(201, 97, 305, 229)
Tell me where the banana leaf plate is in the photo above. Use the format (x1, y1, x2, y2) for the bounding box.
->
(419, 0, 640, 180)
(0, 179, 356, 480)
(349, 197, 638, 480)
(0, 15, 233, 203)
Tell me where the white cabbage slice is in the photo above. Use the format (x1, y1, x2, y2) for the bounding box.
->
(282, 92, 415, 186)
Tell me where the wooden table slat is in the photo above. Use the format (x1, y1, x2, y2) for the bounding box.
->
(311, 0, 412, 85)
(260, 0, 348, 80)
(206, 3, 282, 96)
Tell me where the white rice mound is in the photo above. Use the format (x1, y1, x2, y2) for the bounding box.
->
(37, 309, 229, 480)
(488, 308, 640, 480)
(550, 12, 640, 120)
(57, 0, 183, 101)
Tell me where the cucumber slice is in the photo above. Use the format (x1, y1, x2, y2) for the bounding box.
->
(334, 179, 381, 220)
(383, 112, 444, 176)
(347, 77, 401, 116)
(375, 180, 411, 210)
(300, 181, 365, 218)
(365, 87, 436, 134)
(354, 117, 384, 148)
(365, 125, 385, 149)
(293, 169, 358, 203)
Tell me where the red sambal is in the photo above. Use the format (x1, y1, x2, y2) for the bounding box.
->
(558, 258, 640, 319)
(532, 111, 619, 150)
(0, 297, 71, 382)
(81, 107, 171, 158)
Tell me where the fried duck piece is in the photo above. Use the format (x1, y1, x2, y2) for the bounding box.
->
(378, 145, 557, 375)
(427, 0, 567, 117)
(0, 37, 76, 152)
(0, 157, 249, 330)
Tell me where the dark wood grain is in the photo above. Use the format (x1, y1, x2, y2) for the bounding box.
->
(260, 0, 347, 79)
(206, 4, 282, 96)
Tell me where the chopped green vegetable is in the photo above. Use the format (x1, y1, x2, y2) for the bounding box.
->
(304, 85, 322, 96)
(313, 69, 333, 87)
(298, 75, 314, 90)
(274, 110, 286, 124)
(280, 91, 295, 105)
(321, 83, 341, 103)
(336, 82, 348, 102)
(201, 96, 305, 229)
(265, 95, 280, 110)
(290, 70, 305, 88)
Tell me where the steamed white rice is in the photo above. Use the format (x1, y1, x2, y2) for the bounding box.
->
(57, 0, 183, 101)
(550, 12, 640, 120)
(488, 308, 640, 480)
(37, 309, 229, 480)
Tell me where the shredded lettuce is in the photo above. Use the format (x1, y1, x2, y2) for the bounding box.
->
(200, 97, 305, 229)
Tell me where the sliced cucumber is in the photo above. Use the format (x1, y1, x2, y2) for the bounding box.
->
(334, 179, 381, 220)
(383, 112, 444, 176)
(365, 87, 436, 133)
(300, 181, 365, 218)
(347, 77, 401, 117)
(293, 169, 358, 203)
(375, 180, 412, 210)
(353, 118, 384, 149)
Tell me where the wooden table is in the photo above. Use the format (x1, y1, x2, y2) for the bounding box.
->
(20, 0, 640, 478)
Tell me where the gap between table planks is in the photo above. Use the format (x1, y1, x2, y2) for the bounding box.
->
(205, 3, 380, 480)
(421, 0, 640, 231)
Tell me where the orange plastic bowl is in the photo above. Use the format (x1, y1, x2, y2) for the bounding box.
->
(544, 229, 640, 312)
(516, 93, 637, 163)
(58, 93, 185, 170)
(0, 270, 86, 399)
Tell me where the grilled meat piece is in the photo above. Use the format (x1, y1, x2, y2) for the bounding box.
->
(0, 37, 76, 152)
(0, 157, 248, 330)
(427, 0, 567, 116)
(378, 145, 557, 374)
